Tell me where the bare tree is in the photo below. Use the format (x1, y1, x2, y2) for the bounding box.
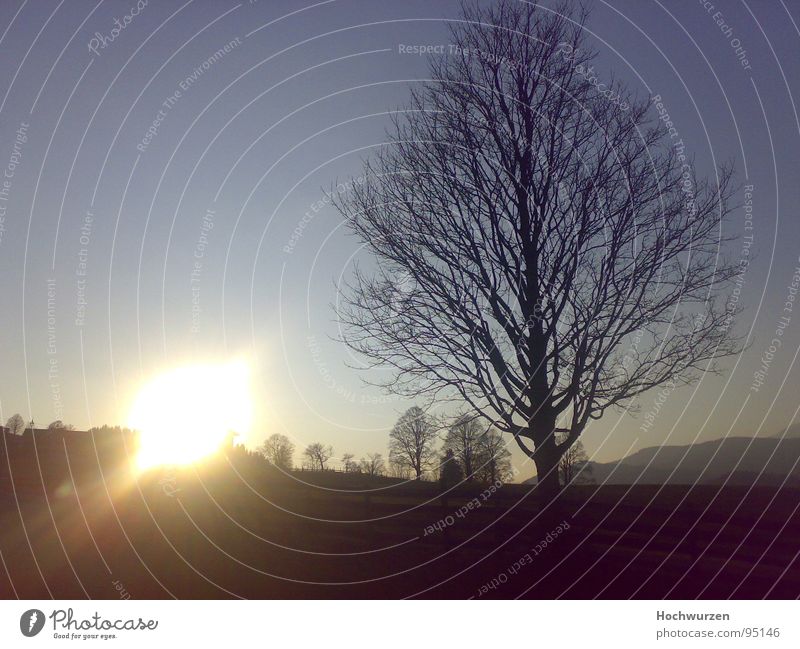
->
(558, 437, 593, 486)
(333, 0, 739, 502)
(476, 427, 513, 484)
(388, 406, 438, 479)
(359, 453, 386, 476)
(303, 442, 334, 471)
(259, 433, 295, 470)
(341, 453, 359, 472)
(444, 414, 485, 481)
(5, 414, 25, 436)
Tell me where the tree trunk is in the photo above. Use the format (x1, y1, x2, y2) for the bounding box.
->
(528, 411, 562, 506)
(534, 443, 561, 504)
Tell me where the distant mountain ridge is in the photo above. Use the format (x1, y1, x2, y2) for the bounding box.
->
(586, 435, 800, 486)
(771, 422, 800, 439)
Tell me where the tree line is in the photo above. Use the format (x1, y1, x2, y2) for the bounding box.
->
(4, 414, 75, 434)
(257, 406, 516, 485)
(4, 409, 591, 487)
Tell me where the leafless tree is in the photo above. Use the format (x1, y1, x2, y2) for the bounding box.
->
(5, 414, 25, 436)
(259, 433, 295, 470)
(303, 442, 334, 471)
(444, 414, 485, 481)
(341, 453, 359, 472)
(476, 427, 513, 484)
(558, 437, 593, 486)
(359, 453, 386, 476)
(333, 0, 740, 503)
(388, 406, 438, 479)
(47, 420, 73, 431)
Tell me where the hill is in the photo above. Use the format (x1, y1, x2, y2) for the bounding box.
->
(586, 435, 800, 486)
(1, 431, 799, 598)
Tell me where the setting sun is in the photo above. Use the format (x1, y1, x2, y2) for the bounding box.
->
(128, 359, 252, 471)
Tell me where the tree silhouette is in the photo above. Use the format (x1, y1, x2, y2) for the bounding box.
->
(476, 428, 513, 484)
(439, 448, 464, 488)
(47, 420, 73, 431)
(359, 453, 386, 476)
(388, 406, 438, 479)
(341, 453, 359, 472)
(333, 0, 740, 502)
(259, 433, 295, 470)
(87, 425, 136, 436)
(303, 442, 333, 471)
(444, 414, 485, 481)
(558, 437, 594, 486)
(5, 414, 25, 436)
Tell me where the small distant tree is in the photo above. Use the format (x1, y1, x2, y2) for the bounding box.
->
(558, 438, 594, 486)
(87, 425, 136, 437)
(5, 414, 25, 436)
(439, 448, 464, 488)
(444, 414, 485, 481)
(303, 442, 334, 471)
(342, 453, 359, 472)
(228, 442, 253, 463)
(259, 433, 295, 470)
(47, 420, 73, 431)
(388, 406, 438, 479)
(476, 428, 513, 484)
(359, 453, 386, 476)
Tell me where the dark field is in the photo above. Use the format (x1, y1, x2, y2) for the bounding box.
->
(1, 432, 799, 599)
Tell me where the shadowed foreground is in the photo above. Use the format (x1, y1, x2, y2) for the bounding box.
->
(1, 431, 798, 599)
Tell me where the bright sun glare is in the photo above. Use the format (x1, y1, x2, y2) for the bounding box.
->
(128, 359, 252, 471)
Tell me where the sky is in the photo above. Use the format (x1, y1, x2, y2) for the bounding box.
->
(0, 0, 798, 481)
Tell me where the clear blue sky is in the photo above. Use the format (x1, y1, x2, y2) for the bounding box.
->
(0, 0, 798, 481)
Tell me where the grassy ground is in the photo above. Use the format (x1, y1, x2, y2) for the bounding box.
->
(1, 439, 798, 599)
